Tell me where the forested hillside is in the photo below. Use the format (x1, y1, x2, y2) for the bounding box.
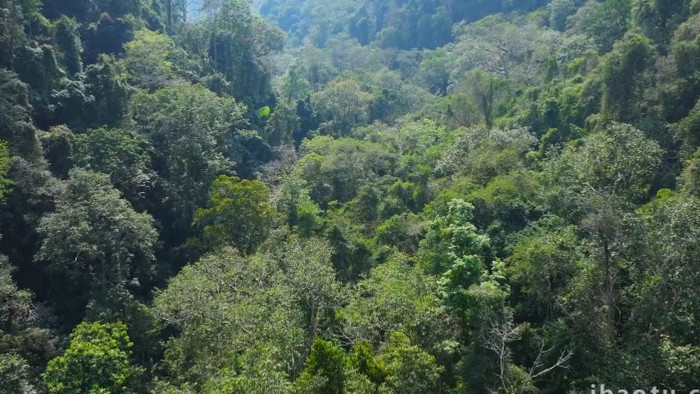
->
(1, 0, 700, 392)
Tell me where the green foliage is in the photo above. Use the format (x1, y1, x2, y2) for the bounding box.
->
(0, 254, 32, 334)
(0, 68, 43, 162)
(258, 105, 271, 118)
(0, 250, 54, 393)
(435, 200, 491, 312)
(0, 140, 14, 202)
(506, 216, 582, 322)
(462, 72, 509, 128)
(568, 0, 633, 52)
(194, 175, 279, 254)
(376, 213, 425, 254)
(35, 169, 158, 317)
(549, 0, 577, 31)
(200, 349, 293, 394)
(74, 126, 153, 202)
(262, 0, 549, 49)
(349, 341, 383, 385)
(205, 0, 284, 105)
(2, 0, 700, 392)
(466, 170, 544, 244)
(155, 247, 301, 386)
(600, 34, 655, 121)
(681, 149, 700, 196)
(81, 55, 130, 129)
(380, 180, 425, 217)
(366, 119, 454, 182)
(633, 0, 691, 46)
(352, 183, 382, 226)
(295, 338, 348, 393)
(560, 121, 663, 200)
(280, 63, 311, 102)
(296, 136, 397, 204)
(310, 78, 373, 136)
(52, 16, 82, 76)
(40, 125, 74, 178)
(0, 0, 34, 67)
(670, 13, 700, 80)
(632, 191, 700, 344)
(273, 173, 321, 234)
(374, 332, 443, 394)
(416, 49, 450, 95)
(156, 236, 341, 387)
(265, 102, 299, 146)
(43, 321, 136, 394)
(14, 43, 64, 120)
(81, 13, 135, 64)
(452, 16, 565, 87)
(438, 126, 536, 185)
(123, 29, 178, 90)
(339, 254, 448, 345)
(0, 353, 36, 394)
(322, 209, 374, 282)
(656, 336, 700, 390)
(675, 98, 700, 148)
(127, 84, 247, 246)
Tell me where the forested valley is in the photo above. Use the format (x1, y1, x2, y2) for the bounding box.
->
(1, 0, 700, 392)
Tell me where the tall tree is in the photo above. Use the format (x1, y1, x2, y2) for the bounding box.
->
(43, 321, 138, 394)
(127, 84, 246, 252)
(35, 169, 158, 319)
(194, 175, 279, 254)
(156, 236, 341, 388)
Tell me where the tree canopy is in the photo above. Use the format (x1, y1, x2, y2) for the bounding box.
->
(1, 0, 700, 392)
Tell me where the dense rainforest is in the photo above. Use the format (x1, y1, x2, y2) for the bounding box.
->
(1, 0, 700, 392)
